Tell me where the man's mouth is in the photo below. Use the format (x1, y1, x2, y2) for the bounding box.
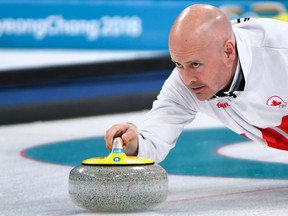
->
(191, 85, 205, 93)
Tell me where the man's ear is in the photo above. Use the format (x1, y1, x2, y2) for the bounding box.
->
(224, 40, 235, 58)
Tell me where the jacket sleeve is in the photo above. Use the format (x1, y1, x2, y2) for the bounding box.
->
(137, 69, 197, 163)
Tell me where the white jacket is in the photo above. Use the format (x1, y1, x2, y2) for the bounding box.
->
(137, 18, 288, 163)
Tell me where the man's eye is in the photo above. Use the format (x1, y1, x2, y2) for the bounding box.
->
(192, 62, 201, 68)
(175, 62, 183, 68)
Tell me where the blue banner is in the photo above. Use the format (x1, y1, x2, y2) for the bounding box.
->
(0, 1, 287, 50)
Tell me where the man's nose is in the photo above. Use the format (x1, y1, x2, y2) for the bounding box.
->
(181, 69, 197, 85)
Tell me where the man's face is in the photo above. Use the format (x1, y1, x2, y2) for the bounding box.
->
(169, 39, 233, 101)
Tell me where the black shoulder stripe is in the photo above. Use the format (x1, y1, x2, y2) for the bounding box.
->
(231, 17, 250, 25)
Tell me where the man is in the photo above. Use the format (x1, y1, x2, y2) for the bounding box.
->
(105, 4, 288, 163)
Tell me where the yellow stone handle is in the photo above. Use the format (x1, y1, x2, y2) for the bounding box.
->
(82, 137, 155, 165)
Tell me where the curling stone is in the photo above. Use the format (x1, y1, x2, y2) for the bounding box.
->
(68, 137, 168, 212)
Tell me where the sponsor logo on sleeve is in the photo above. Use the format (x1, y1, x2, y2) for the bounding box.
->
(217, 102, 230, 109)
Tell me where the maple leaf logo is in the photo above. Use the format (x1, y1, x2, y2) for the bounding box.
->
(266, 96, 287, 108)
(271, 100, 282, 106)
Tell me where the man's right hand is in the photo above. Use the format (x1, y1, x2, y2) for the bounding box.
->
(104, 123, 139, 156)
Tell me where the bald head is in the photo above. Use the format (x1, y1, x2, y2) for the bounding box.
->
(168, 4, 238, 101)
(169, 4, 233, 53)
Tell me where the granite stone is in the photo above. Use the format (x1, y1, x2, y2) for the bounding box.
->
(69, 164, 168, 212)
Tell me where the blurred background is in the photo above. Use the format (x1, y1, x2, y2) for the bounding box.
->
(0, 0, 287, 125)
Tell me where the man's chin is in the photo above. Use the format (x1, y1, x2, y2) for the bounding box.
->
(193, 93, 212, 101)
(189, 87, 214, 101)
